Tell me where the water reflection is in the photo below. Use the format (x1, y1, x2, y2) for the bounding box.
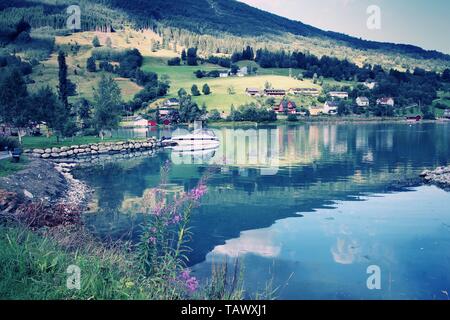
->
(74, 123, 450, 299)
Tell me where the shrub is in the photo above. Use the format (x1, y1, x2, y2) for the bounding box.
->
(287, 114, 299, 122)
(0, 136, 20, 150)
(191, 84, 201, 96)
(92, 35, 101, 48)
(167, 57, 181, 66)
(208, 109, 222, 121)
(202, 83, 211, 95)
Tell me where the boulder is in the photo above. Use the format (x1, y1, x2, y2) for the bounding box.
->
(33, 149, 45, 154)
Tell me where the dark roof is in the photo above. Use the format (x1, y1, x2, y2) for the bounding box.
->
(325, 101, 339, 107)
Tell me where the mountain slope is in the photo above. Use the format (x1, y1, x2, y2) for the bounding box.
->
(1, 0, 449, 63)
(104, 0, 450, 61)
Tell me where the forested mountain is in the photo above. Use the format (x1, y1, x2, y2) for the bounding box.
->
(1, 0, 449, 64)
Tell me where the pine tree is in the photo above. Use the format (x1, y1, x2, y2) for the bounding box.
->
(202, 83, 211, 95)
(92, 35, 101, 47)
(57, 51, 69, 109)
(191, 84, 200, 96)
(86, 56, 96, 72)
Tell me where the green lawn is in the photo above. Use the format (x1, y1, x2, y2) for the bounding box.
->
(141, 56, 321, 113)
(0, 157, 29, 177)
(20, 136, 147, 150)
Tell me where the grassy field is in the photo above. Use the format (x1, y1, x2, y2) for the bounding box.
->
(28, 30, 145, 102)
(0, 157, 29, 177)
(142, 56, 321, 113)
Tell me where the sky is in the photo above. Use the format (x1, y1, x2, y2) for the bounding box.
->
(239, 0, 450, 54)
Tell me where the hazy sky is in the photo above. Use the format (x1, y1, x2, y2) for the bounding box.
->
(239, 0, 450, 54)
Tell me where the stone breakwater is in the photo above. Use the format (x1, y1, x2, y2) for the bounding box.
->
(24, 137, 160, 160)
(420, 166, 450, 190)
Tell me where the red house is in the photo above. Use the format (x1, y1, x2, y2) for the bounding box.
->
(274, 100, 297, 114)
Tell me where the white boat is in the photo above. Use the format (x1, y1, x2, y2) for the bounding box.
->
(163, 129, 220, 147)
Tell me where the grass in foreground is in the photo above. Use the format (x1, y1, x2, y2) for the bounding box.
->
(0, 226, 154, 299)
(0, 157, 29, 178)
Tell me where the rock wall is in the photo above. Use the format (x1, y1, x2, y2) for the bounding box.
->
(24, 138, 160, 159)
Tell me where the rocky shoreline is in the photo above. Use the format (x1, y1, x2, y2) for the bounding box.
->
(0, 159, 92, 215)
(420, 166, 450, 190)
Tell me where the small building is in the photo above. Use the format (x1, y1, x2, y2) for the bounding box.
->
(376, 97, 395, 107)
(246, 88, 261, 97)
(274, 100, 297, 114)
(363, 81, 377, 90)
(134, 117, 150, 127)
(219, 72, 229, 78)
(159, 107, 177, 117)
(406, 115, 422, 122)
(443, 109, 450, 119)
(323, 101, 339, 115)
(264, 89, 286, 97)
(328, 91, 349, 99)
(356, 97, 370, 107)
(309, 106, 325, 116)
(289, 88, 320, 97)
(163, 98, 180, 107)
(237, 67, 248, 77)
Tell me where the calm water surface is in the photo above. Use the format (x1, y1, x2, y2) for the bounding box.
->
(74, 123, 450, 300)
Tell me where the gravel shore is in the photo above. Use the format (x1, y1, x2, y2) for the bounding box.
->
(0, 159, 91, 213)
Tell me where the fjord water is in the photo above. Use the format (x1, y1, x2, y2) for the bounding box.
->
(74, 123, 450, 300)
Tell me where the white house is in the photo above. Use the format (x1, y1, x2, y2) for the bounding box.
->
(323, 101, 339, 114)
(376, 97, 395, 107)
(219, 72, 229, 78)
(237, 66, 248, 77)
(163, 98, 180, 107)
(289, 88, 320, 97)
(356, 97, 370, 107)
(133, 117, 149, 127)
(329, 91, 349, 99)
(246, 88, 261, 97)
(363, 81, 377, 90)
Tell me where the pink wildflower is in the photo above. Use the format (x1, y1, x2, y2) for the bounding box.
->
(186, 276, 199, 293)
(171, 214, 181, 224)
(190, 184, 207, 201)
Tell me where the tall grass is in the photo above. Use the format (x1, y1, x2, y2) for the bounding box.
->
(0, 162, 251, 300)
(0, 225, 153, 299)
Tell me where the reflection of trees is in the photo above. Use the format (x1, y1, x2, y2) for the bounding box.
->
(76, 123, 450, 264)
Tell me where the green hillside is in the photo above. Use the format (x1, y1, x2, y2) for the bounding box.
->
(1, 0, 450, 72)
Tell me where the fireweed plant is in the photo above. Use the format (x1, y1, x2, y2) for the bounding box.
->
(137, 161, 209, 297)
